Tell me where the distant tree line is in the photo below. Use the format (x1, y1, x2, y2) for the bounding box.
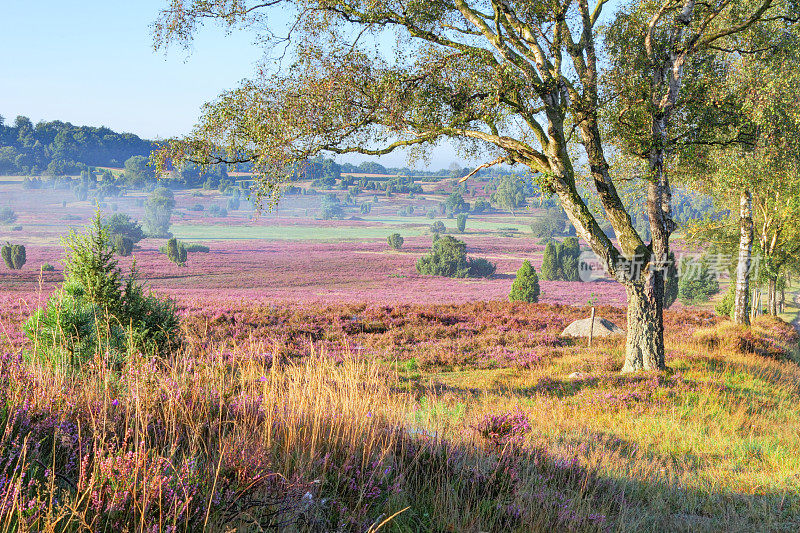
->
(0, 115, 152, 175)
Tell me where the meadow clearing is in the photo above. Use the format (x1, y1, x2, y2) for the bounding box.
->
(0, 178, 799, 531)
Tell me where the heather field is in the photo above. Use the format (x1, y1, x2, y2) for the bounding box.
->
(1, 180, 800, 532)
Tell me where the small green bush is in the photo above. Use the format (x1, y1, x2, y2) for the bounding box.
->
(165, 237, 188, 266)
(540, 241, 559, 280)
(388, 233, 404, 250)
(0, 207, 17, 224)
(1, 243, 26, 269)
(456, 213, 467, 233)
(430, 220, 446, 234)
(715, 282, 736, 318)
(24, 212, 180, 371)
(678, 257, 720, 304)
(416, 236, 495, 278)
(509, 260, 540, 303)
(184, 243, 210, 253)
(113, 234, 134, 256)
(40, 262, 55, 272)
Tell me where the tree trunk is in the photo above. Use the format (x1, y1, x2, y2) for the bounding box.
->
(768, 276, 777, 315)
(622, 282, 665, 372)
(733, 190, 753, 325)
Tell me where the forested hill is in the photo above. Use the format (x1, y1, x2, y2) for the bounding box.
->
(0, 115, 153, 176)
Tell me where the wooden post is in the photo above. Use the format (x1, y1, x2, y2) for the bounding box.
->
(588, 307, 595, 348)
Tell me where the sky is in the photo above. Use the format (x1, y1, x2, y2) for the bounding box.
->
(1, 1, 261, 139)
(0, 0, 463, 168)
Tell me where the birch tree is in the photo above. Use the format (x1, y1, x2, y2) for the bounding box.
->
(152, 0, 794, 371)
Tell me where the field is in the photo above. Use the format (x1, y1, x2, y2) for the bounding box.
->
(1, 178, 799, 531)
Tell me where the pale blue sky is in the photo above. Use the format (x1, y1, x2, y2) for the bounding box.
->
(1, 0, 261, 139)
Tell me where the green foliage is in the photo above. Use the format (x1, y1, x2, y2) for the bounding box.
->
(106, 213, 145, 243)
(471, 198, 490, 213)
(540, 241, 559, 281)
(0, 207, 17, 224)
(456, 213, 467, 233)
(40, 262, 55, 272)
(430, 220, 446, 234)
(416, 236, 495, 278)
(165, 237, 188, 266)
(490, 176, 526, 214)
(509, 260, 540, 303)
(1, 242, 26, 269)
(678, 257, 720, 304)
(24, 212, 180, 371)
(715, 282, 736, 318)
(558, 238, 581, 282)
(143, 187, 175, 238)
(123, 155, 155, 188)
(184, 243, 210, 253)
(227, 196, 240, 210)
(387, 233, 404, 250)
(444, 192, 469, 215)
(207, 204, 228, 217)
(530, 208, 573, 239)
(113, 234, 134, 257)
(320, 194, 344, 220)
(360, 202, 372, 214)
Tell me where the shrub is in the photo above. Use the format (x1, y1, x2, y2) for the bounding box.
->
(165, 237, 188, 266)
(715, 282, 736, 318)
(474, 410, 531, 447)
(540, 241, 559, 280)
(471, 198, 490, 213)
(207, 204, 228, 217)
(188, 203, 205, 211)
(678, 257, 720, 304)
(530, 208, 573, 239)
(456, 213, 467, 233)
(0, 206, 17, 224)
(113, 234, 134, 257)
(416, 236, 495, 278)
(509, 260, 540, 303)
(1, 243, 26, 269)
(558, 237, 581, 282)
(24, 212, 180, 371)
(184, 243, 210, 253)
(143, 187, 175, 238)
(387, 233, 404, 250)
(106, 213, 145, 243)
(430, 220, 446, 234)
(466, 257, 496, 278)
(320, 194, 344, 220)
(360, 203, 372, 214)
(227, 196, 240, 210)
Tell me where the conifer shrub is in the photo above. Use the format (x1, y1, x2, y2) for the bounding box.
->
(24, 213, 180, 372)
(1, 243, 26, 269)
(509, 260, 540, 303)
(678, 257, 720, 304)
(456, 213, 467, 233)
(165, 237, 188, 266)
(540, 241, 559, 280)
